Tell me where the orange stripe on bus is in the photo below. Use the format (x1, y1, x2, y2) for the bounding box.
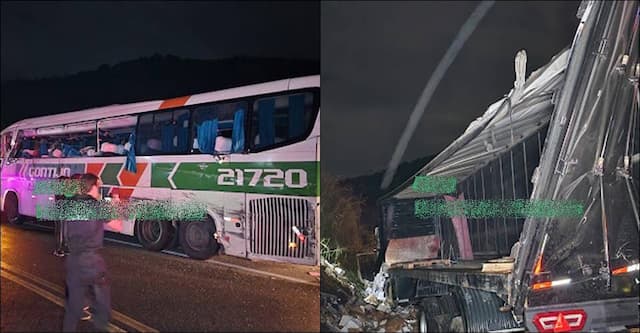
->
(86, 163, 104, 177)
(158, 96, 190, 110)
(116, 188, 135, 200)
(119, 163, 147, 186)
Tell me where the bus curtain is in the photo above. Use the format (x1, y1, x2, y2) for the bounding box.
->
(124, 132, 137, 173)
(231, 109, 245, 153)
(161, 123, 175, 153)
(258, 99, 275, 147)
(62, 144, 81, 157)
(176, 113, 190, 152)
(289, 94, 305, 138)
(160, 113, 190, 153)
(197, 119, 218, 154)
(39, 139, 49, 156)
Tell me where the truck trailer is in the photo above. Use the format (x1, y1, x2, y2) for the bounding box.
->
(377, 1, 640, 331)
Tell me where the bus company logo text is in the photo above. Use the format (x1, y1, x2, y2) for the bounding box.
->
(217, 168, 308, 188)
(26, 166, 72, 178)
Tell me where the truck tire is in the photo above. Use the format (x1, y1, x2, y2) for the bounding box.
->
(454, 287, 520, 332)
(3, 192, 22, 225)
(419, 308, 439, 333)
(449, 316, 465, 333)
(179, 216, 219, 260)
(135, 220, 173, 251)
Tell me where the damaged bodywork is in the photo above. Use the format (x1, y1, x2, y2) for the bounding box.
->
(378, 1, 639, 331)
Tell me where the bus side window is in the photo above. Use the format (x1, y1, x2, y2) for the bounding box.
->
(251, 92, 314, 151)
(138, 109, 190, 156)
(0, 133, 9, 159)
(62, 132, 96, 157)
(191, 101, 246, 154)
(17, 134, 38, 159)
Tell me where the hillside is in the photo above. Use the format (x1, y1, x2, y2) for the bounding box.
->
(0, 54, 319, 130)
(340, 154, 436, 228)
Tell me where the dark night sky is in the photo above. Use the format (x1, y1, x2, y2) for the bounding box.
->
(322, 1, 579, 178)
(0, 1, 319, 82)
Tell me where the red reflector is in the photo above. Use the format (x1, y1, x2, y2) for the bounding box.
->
(532, 281, 552, 290)
(532, 309, 587, 332)
(612, 266, 627, 275)
(554, 313, 571, 332)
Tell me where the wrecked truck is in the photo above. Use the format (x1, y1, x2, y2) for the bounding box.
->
(377, 1, 640, 332)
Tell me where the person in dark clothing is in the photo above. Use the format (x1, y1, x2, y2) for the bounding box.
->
(58, 173, 93, 321)
(53, 175, 74, 257)
(63, 173, 122, 332)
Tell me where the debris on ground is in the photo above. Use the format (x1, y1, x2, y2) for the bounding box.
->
(363, 263, 389, 306)
(321, 258, 419, 332)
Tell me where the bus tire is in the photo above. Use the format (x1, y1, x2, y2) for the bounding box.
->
(3, 192, 22, 225)
(179, 216, 218, 260)
(135, 220, 173, 251)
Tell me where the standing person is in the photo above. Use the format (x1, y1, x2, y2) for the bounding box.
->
(61, 173, 93, 321)
(53, 176, 71, 257)
(54, 173, 85, 256)
(63, 173, 122, 332)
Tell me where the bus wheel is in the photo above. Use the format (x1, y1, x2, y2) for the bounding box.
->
(3, 192, 23, 225)
(179, 217, 218, 260)
(135, 220, 173, 251)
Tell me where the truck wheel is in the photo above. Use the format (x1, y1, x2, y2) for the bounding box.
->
(385, 278, 395, 304)
(449, 316, 465, 333)
(135, 220, 173, 251)
(179, 216, 219, 260)
(419, 309, 439, 333)
(3, 192, 22, 225)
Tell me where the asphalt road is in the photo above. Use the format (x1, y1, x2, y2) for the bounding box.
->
(0, 221, 320, 332)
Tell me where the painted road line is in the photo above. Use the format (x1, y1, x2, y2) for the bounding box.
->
(206, 258, 320, 287)
(105, 237, 319, 286)
(105, 237, 188, 257)
(1, 260, 64, 294)
(0, 262, 159, 333)
(105, 237, 144, 248)
(0, 268, 125, 333)
(161, 249, 189, 257)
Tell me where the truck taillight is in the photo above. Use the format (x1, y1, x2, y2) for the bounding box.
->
(532, 309, 587, 332)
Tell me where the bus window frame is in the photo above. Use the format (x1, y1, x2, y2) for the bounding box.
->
(9, 130, 25, 159)
(129, 87, 319, 157)
(2, 87, 320, 160)
(190, 100, 244, 154)
(135, 107, 193, 157)
(246, 87, 320, 154)
(1, 132, 10, 159)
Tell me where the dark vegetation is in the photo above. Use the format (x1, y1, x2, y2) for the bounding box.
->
(1, 54, 318, 130)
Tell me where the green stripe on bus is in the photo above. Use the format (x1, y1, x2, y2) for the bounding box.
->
(151, 163, 175, 188)
(170, 161, 319, 196)
(101, 163, 121, 185)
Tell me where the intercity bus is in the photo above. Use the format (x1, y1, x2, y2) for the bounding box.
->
(1, 75, 320, 265)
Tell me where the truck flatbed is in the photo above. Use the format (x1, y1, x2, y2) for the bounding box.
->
(388, 259, 512, 300)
